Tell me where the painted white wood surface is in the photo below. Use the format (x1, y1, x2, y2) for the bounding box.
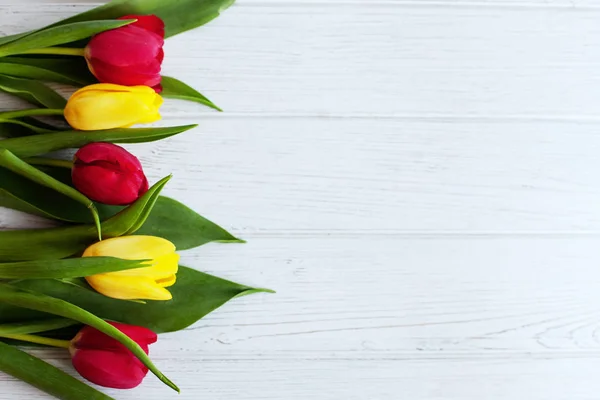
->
(1, 1, 600, 399)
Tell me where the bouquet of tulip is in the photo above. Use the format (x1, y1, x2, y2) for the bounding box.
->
(0, 1, 271, 399)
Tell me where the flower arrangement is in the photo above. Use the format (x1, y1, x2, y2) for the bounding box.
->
(0, 1, 271, 398)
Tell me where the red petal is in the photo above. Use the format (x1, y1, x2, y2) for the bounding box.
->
(72, 348, 148, 389)
(73, 143, 149, 204)
(75, 143, 144, 173)
(89, 56, 162, 87)
(119, 15, 165, 38)
(87, 25, 163, 68)
(73, 322, 157, 352)
(109, 322, 157, 345)
(73, 166, 147, 205)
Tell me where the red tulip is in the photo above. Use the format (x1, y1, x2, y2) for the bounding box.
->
(84, 15, 165, 91)
(70, 321, 157, 389)
(72, 142, 149, 205)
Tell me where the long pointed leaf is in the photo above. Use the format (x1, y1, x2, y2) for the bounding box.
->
(0, 257, 146, 279)
(0, 118, 54, 138)
(0, 165, 242, 249)
(0, 319, 76, 335)
(0, 176, 170, 262)
(2, 57, 95, 86)
(161, 76, 221, 111)
(0, 20, 135, 57)
(0, 284, 178, 392)
(0, 167, 120, 222)
(55, 0, 236, 39)
(0, 74, 66, 108)
(135, 196, 243, 249)
(0, 62, 88, 86)
(0, 341, 114, 400)
(0, 148, 101, 237)
(1, 124, 196, 158)
(12, 266, 273, 333)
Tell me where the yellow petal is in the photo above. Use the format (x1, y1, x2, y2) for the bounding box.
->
(86, 274, 172, 301)
(74, 83, 155, 95)
(156, 274, 177, 288)
(132, 91, 163, 124)
(108, 253, 179, 279)
(83, 236, 176, 259)
(65, 84, 163, 131)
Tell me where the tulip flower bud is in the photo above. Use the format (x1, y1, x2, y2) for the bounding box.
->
(84, 15, 165, 90)
(70, 321, 157, 389)
(83, 236, 179, 301)
(72, 143, 148, 206)
(64, 83, 163, 131)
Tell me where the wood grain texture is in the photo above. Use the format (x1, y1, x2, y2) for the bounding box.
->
(7, 2, 600, 116)
(1, 1, 599, 399)
(3, 238, 600, 399)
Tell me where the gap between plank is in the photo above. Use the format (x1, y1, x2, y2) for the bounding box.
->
(9, 1, 600, 11)
(236, 231, 600, 239)
(161, 112, 600, 124)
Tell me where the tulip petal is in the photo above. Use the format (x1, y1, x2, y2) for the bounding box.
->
(72, 165, 147, 205)
(72, 348, 148, 389)
(75, 142, 144, 173)
(65, 89, 162, 130)
(82, 236, 178, 301)
(87, 25, 163, 69)
(83, 236, 176, 259)
(157, 274, 176, 288)
(89, 57, 161, 88)
(74, 322, 157, 350)
(73, 143, 148, 205)
(86, 274, 173, 301)
(120, 15, 165, 38)
(107, 253, 179, 279)
(72, 83, 156, 95)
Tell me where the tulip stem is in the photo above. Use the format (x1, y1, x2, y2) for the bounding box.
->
(0, 149, 102, 241)
(18, 47, 86, 57)
(0, 333, 70, 349)
(24, 157, 73, 169)
(0, 109, 64, 119)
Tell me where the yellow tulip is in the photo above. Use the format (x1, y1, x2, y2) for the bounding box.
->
(64, 83, 163, 131)
(83, 236, 179, 301)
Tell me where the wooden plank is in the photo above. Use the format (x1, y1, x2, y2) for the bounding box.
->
(4, 354, 600, 400)
(4, 117, 598, 233)
(2, 4, 600, 116)
(1, 237, 600, 399)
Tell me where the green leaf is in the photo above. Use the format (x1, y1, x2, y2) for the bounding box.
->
(0, 163, 242, 250)
(0, 118, 54, 138)
(1, 124, 196, 158)
(0, 176, 170, 262)
(0, 341, 114, 400)
(10, 266, 273, 333)
(0, 20, 135, 58)
(0, 284, 179, 392)
(0, 257, 146, 279)
(0, 61, 89, 86)
(161, 76, 221, 111)
(0, 148, 102, 238)
(135, 197, 243, 249)
(0, 33, 30, 48)
(0, 166, 121, 222)
(0, 318, 77, 335)
(2, 57, 95, 86)
(55, 0, 236, 39)
(0, 74, 66, 108)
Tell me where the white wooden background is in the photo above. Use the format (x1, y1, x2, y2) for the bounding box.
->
(2, 0, 600, 398)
